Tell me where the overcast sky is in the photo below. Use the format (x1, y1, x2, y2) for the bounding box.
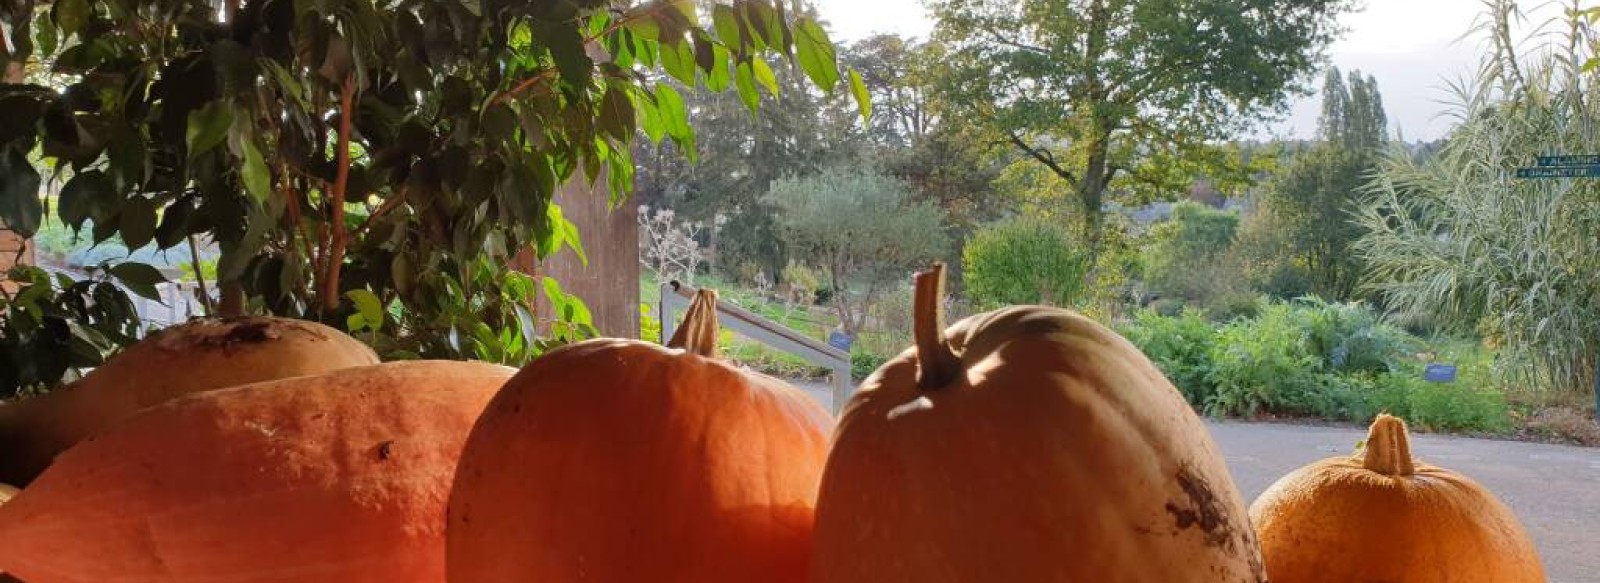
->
(811, 0, 1552, 142)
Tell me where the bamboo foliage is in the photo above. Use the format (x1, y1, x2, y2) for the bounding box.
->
(1356, 0, 1600, 393)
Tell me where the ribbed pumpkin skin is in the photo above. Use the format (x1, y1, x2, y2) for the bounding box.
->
(1250, 425, 1546, 582)
(0, 316, 379, 485)
(447, 339, 834, 583)
(810, 307, 1265, 583)
(0, 360, 514, 583)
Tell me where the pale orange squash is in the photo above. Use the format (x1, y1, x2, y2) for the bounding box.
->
(0, 483, 14, 504)
(0, 360, 514, 583)
(447, 289, 834, 583)
(0, 316, 379, 485)
(809, 265, 1264, 583)
(1250, 414, 1546, 583)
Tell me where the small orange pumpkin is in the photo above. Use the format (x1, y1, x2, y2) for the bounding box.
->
(1250, 414, 1546, 583)
(809, 265, 1264, 582)
(447, 289, 834, 583)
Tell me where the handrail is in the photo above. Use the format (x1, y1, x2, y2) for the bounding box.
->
(660, 281, 853, 413)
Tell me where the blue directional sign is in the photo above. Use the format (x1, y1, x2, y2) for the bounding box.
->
(1536, 154, 1600, 167)
(1516, 154, 1600, 179)
(827, 330, 853, 351)
(1516, 166, 1600, 179)
(1423, 363, 1457, 383)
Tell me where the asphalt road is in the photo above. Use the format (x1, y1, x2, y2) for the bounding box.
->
(798, 386, 1599, 582)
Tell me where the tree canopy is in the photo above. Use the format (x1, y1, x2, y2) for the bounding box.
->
(0, 0, 862, 364)
(926, 0, 1350, 256)
(765, 165, 948, 335)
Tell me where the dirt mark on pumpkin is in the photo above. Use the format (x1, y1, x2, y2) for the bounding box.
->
(1162, 466, 1267, 583)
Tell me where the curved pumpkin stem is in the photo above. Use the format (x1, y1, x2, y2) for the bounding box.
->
(667, 289, 720, 358)
(1361, 414, 1416, 476)
(913, 264, 963, 389)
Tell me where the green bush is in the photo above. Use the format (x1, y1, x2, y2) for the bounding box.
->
(1119, 309, 1218, 406)
(1207, 303, 1326, 416)
(963, 217, 1090, 308)
(1367, 372, 1511, 433)
(1117, 298, 1512, 432)
(852, 350, 892, 381)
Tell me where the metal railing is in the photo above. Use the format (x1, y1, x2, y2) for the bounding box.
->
(659, 281, 853, 413)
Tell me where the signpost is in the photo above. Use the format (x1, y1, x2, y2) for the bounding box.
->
(1515, 154, 1600, 179)
(1513, 155, 1600, 421)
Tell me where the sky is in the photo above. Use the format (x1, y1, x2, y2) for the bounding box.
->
(810, 0, 1552, 142)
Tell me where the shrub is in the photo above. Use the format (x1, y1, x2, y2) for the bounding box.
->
(1366, 372, 1511, 433)
(852, 350, 891, 381)
(1119, 309, 1218, 406)
(1206, 303, 1325, 417)
(963, 217, 1090, 309)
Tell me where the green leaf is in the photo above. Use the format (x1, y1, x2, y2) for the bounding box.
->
(654, 84, 690, 140)
(849, 68, 872, 121)
(793, 18, 839, 92)
(346, 289, 385, 333)
(108, 262, 167, 302)
(705, 43, 731, 92)
(751, 58, 779, 97)
(597, 86, 635, 141)
(0, 147, 43, 237)
(118, 197, 158, 250)
(55, 0, 89, 38)
(734, 61, 760, 112)
(633, 88, 666, 142)
(660, 39, 697, 86)
(240, 140, 271, 202)
(35, 16, 58, 56)
(542, 276, 594, 326)
(712, 5, 742, 47)
(57, 169, 109, 228)
(623, 13, 660, 41)
(186, 102, 233, 160)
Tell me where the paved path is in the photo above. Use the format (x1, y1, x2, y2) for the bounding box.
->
(796, 386, 1599, 581)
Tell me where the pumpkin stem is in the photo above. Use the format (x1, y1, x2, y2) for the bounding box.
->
(913, 264, 963, 389)
(1361, 414, 1416, 476)
(667, 289, 720, 358)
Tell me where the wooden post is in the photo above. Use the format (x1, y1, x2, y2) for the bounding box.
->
(514, 174, 641, 339)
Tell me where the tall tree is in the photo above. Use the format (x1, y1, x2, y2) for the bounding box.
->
(926, 0, 1349, 260)
(1268, 67, 1388, 300)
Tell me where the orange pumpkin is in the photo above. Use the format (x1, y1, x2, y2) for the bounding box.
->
(1250, 414, 1545, 583)
(0, 360, 514, 583)
(0, 316, 379, 485)
(809, 265, 1264, 583)
(447, 289, 834, 583)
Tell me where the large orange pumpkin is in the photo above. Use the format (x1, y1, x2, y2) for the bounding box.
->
(809, 265, 1264, 583)
(1250, 414, 1546, 583)
(0, 360, 514, 583)
(447, 289, 834, 583)
(0, 316, 378, 485)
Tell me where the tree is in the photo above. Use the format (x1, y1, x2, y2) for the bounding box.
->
(1268, 67, 1388, 300)
(1142, 201, 1240, 302)
(765, 166, 948, 335)
(926, 0, 1349, 261)
(962, 217, 1088, 308)
(0, 0, 859, 363)
(1356, 1, 1600, 397)
(633, 19, 867, 278)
